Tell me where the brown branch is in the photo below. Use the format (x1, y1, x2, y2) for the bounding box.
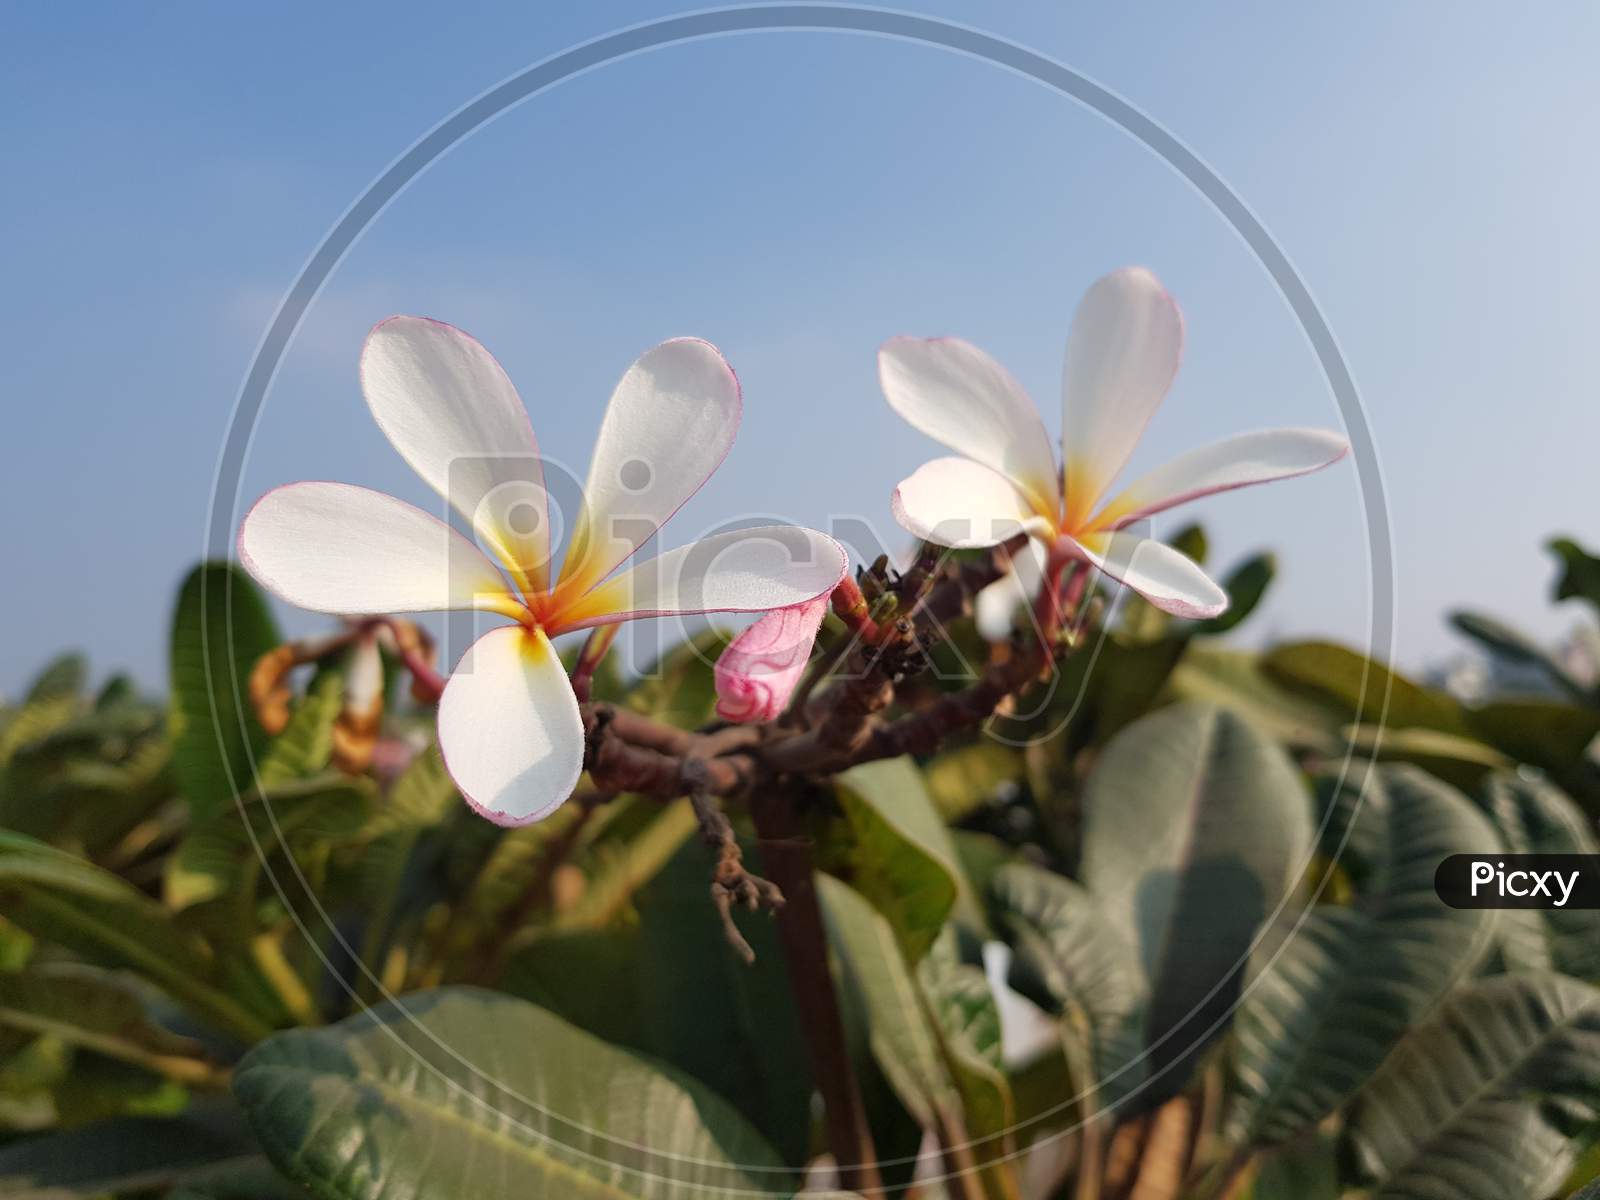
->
(683, 760, 783, 964)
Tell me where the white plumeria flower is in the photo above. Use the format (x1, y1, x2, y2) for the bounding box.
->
(239, 318, 846, 824)
(882, 267, 1349, 624)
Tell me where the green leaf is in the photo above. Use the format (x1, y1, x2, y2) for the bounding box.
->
(169, 563, 281, 822)
(0, 1101, 265, 1197)
(1169, 522, 1208, 565)
(818, 876, 967, 1131)
(550, 798, 700, 933)
(169, 1158, 312, 1200)
(825, 758, 966, 960)
(1262, 640, 1467, 734)
(0, 964, 220, 1087)
(1342, 724, 1507, 790)
(233, 987, 792, 1199)
(1225, 766, 1497, 1146)
(1475, 772, 1600, 979)
(352, 748, 459, 979)
(166, 776, 373, 913)
(1449, 610, 1592, 703)
(989, 864, 1142, 1105)
(1250, 1133, 1341, 1200)
(1465, 698, 1600, 773)
(24, 653, 87, 705)
(633, 836, 813, 1166)
(255, 669, 344, 786)
(1345, 972, 1600, 1200)
(917, 928, 1019, 1196)
(1080, 703, 1314, 1102)
(0, 832, 272, 1043)
(1195, 551, 1275, 636)
(1165, 645, 1342, 752)
(1551, 536, 1600, 618)
(501, 929, 644, 1052)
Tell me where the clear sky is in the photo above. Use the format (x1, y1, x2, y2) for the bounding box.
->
(3, 2, 1596, 693)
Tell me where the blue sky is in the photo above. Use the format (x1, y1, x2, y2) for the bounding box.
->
(3, 2, 1596, 693)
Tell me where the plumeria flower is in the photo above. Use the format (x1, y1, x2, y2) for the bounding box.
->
(882, 267, 1349, 623)
(713, 594, 831, 722)
(239, 318, 846, 824)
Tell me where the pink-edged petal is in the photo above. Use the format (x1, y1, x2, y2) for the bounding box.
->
(974, 538, 1048, 641)
(437, 626, 584, 826)
(559, 525, 847, 630)
(238, 482, 521, 618)
(890, 457, 1054, 549)
(713, 595, 830, 723)
(557, 338, 741, 595)
(361, 317, 552, 592)
(879, 336, 1060, 516)
(1061, 268, 1184, 526)
(1090, 427, 1350, 530)
(1063, 530, 1227, 620)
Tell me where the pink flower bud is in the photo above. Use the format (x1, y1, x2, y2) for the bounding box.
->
(713, 595, 830, 723)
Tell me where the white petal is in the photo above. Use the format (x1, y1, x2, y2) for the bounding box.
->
(361, 317, 552, 591)
(1091, 428, 1350, 530)
(1061, 268, 1184, 524)
(890, 457, 1053, 549)
(238, 482, 519, 617)
(558, 339, 740, 594)
(975, 538, 1048, 641)
(437, 626, 584, 825)
(1065, 530, 1227, 619)
(879, 336, 1060, 515)
(560, 526, 847, 629)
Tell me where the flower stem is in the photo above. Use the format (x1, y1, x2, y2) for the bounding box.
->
(750, 785, 883, 1195)
(570, 623, 619, 703)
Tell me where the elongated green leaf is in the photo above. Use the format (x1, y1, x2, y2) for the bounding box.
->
(1475, 772, 1600, 979)
(634, 836, 812, 1166)
(1165, 646, 1341, 752)
(1225, 766, 1497, 1146)
(255, 669, 343, 786)
(169, 563, 280, 822)
(25, 654, 87, 705)
(1195, 551, 1275, 636)
(166, 776, 373, 913)
(1080, 703, 1313, 1102)
(826, 758, 966, 960)
(990, 863, 1142, 1105)
(0, 964, 218, 1086)
(1346, 972, 1600, 1200)
(1450, 610, 1592, 703)
(233, 987, 792, 1199)
(0, 1102, 264, 1197)
(1551, 536, 1600, 619)
(352, 748, 459, 980)
(169, 1158, 312, 1200)
(1262, 640, 1466, 734)
(819, 874, 962, 1133)
(0, 831, 270, 1043)
(1466, 698, 1600, 773)
(917, 928, 1018, 1194)
(820, 877, 1018, 1198)
(501, 929, 644, 1052)
(1342, 723, 1506, 790)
